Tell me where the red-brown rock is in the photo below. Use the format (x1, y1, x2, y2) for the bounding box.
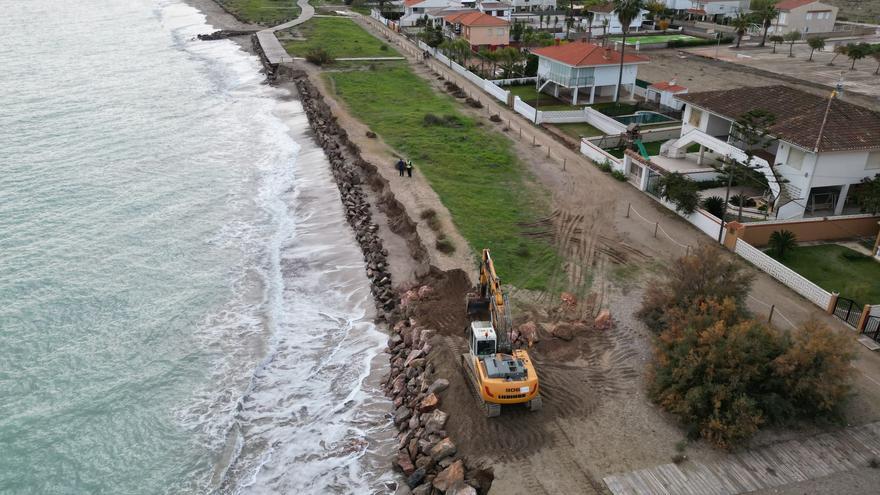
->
(418, 393, 439, 413)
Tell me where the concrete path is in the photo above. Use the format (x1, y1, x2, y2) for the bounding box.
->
(604, 421, 880, 495)
(257, 0, 314, 65)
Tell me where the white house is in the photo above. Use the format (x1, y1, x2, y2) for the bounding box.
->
(401, 0, 463, 26)
(586, 3, 648, 35)
(507, 0, 556, 13)
(767, 0, 839, 36)
(646, 80, 688, 111)
(477, 1, 512, 21)
(532, 41, 650, 104)
(691, 0, 750, 19)
(627, 85, 880, 220)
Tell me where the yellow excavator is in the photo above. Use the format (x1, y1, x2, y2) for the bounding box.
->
(461, 249, 541, 417)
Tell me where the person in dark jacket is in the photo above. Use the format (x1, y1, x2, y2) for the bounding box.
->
(405, 160, 414, 178)
(396, 158, 405, 177)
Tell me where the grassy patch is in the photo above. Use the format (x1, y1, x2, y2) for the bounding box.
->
(507, 85, 587, 111)
(590, 101, 639, 117)
(775, 244, 880, 303)
(285, 17, 397, 59)
(326, 65, 561, 290)
(552, 122, 605, 139)
(218, 0, 300, 25)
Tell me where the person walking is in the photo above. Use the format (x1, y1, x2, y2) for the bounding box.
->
(396, 158, 405, 177)
(405, 160, 414, 178)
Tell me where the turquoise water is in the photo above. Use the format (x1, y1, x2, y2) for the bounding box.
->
(613, 111, 677, 125)
(0, 1, 392, 493)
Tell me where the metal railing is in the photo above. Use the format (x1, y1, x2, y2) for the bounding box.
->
(834, 297, 863, 329)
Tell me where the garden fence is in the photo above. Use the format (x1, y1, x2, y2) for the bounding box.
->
(733, 238, 832, 310)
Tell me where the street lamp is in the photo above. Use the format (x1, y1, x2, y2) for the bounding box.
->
(714, 31, 722, 58)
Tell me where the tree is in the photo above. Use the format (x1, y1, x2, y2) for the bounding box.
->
(751, 0, 779, 48)
(827, 44, 847, 66)
(657, 172, 700, 214)
(612, 0, 645, 103)
(768, 229, 797, 259)
(637, 244, 755, 332)
(854, 173, 880, 214)
(657, 18, 669, 31)
(645, 0, 665, 20)
(539, 13, 545, 29)
(701, 196, 726, 219)
(846, 42, 869, 70)
(783, 30, 800, 57)
(511, 19, 524, 43)
(649, 301, 852, 449)
(585, 11, 595, 41)
(731, 11, 750, 49)
(769, 35, 784, 54)
(727, 109, 776, 222)
(807, 37, 825, 61)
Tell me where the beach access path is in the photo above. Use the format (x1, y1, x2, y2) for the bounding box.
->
(257, 0, 314, 64)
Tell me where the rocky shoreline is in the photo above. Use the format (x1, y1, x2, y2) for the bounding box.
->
(244, 41, 492, 492)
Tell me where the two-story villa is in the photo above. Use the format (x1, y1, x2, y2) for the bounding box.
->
(586, 3, 647, 35)
(532, 41, 649, 104)
(632, 86, 880, 220)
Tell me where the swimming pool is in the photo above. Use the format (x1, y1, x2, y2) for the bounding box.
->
(613, 111, 677, 126)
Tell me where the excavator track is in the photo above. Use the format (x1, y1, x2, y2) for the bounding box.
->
(460, 353, 501, 418)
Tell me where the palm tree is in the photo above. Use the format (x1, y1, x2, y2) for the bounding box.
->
(585, 11, 595, 41)
(807, 37, 825, 61)
(751, 0, 778, 48)
(601, 18, 610, 44)
(783, 30, 800, 57)
(645, 0, 665, 21)
(730, 11, 750, 49)
(768, 230, 797, 259)
(612, 0, 645, 104)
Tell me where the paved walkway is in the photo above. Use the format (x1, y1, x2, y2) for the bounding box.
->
(257, 0, 314, 65)
(604, 421, 880, 495)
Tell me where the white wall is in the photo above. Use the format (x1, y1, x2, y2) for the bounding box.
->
(593, 64, 638, 86)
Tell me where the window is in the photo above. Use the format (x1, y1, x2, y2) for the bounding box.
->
(806, 12, 813, 20)
(867, 151, 880, 170)
(778, 12, 787, 24)
(688, 108, 703, 128)
(787, 147, 806, 170)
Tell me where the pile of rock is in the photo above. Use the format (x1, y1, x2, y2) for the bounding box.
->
(384, 318, 492, 495)
(291, 77, 398, 322)
(197, 30, 256, 41)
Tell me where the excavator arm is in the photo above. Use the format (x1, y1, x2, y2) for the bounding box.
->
(479, 249, 513, 353)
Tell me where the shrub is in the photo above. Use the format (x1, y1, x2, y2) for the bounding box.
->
(435, 235, 455, 253)
(657, 172, 700, 215)
(595, 159, 612, 172)
(305, 48, 333, 66)
(767, 230, 797, 259)
(422, 113, 463, 127)
(420, 208, 441, 231)
(701, 195, 725, 219)
(649, 300, 852, 449)
(611, 170, 627, 181)
(638, 244, 754, 332)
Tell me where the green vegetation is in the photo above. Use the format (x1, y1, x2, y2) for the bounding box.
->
(553, 122, 604, 140)
(284, 17, 397, 59)
(218, 0, 300, 25)
(506, 85, 586, 111)
(326, 64, 561, 289)
(610, 34, 698, 45)
(643, 246, 852, 449)
(775, 244, 880, 303)
(590, 101, 640, 117)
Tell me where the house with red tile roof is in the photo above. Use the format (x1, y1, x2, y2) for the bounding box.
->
(631, 85, 880, 219)
(531, 41, 650, 104)
(443, 11, 509, 49)
(768, 0, 838, 36)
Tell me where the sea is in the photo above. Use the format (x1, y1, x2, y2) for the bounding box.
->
(0, 1, 394, 493)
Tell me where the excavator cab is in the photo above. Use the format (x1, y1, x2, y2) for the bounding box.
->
(468, 321, 497, 357)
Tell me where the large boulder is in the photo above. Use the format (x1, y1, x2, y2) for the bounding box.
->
(418, 393, 439, 413)
(446, 481, 477, 495)
(430, 437, 457, 461)
(395, 450, 415, 475)
(551, 323, 575, 341)
(432, 460, 465, 492)
(595, 309, 612, 330)
(404, 349, 423, 367)
(407, 468, 427, 488)
(518, 322, 540, 346)
(428, 378, 449, 395)
(394, 405, 412, 425)
(424, 409, 448, 434)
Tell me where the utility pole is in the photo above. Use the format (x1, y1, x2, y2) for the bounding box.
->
(715, 31, 722, 58)
(813, 89, 837, 153)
